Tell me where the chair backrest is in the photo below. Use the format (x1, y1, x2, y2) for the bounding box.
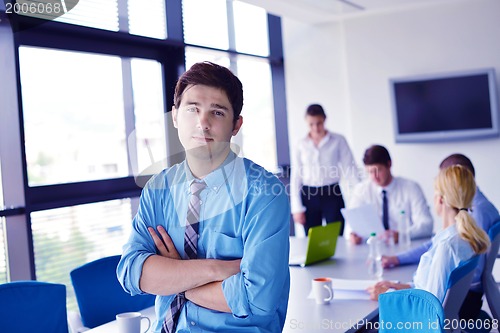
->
(443, 255, 479, 326)
(0, 281, 69, 333)
(482, 221, 500, 320)
(70, 255, 155, 328)
(379, 289, 445, 333)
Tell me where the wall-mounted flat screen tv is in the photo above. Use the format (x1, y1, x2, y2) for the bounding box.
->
(390, 68, 499, 143)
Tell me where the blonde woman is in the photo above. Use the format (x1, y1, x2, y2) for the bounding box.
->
(368, 165, 490, 316)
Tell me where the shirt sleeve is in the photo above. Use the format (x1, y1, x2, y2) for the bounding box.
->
(396, 240, 432, 265)
(407, 182, 434, 239)
(290, 142, 305, 214)
(222, 183, 290, 318)
(117, 181, 161, 296)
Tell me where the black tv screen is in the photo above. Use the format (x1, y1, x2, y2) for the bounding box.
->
(390, 68, 499, 143)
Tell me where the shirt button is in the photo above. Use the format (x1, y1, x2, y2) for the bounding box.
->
(199, 200, 203, 205)
(191, 321, 196, 326)
(213, 186, 217, 191)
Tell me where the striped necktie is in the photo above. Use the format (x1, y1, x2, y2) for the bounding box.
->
(161, 180, 206, 333)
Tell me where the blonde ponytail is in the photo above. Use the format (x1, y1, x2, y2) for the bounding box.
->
(455, 210, 490, 254)
(436, 165, 490, 254)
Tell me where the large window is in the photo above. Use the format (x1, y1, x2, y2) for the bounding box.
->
(19, 47, 167, 186)
(20, 47, 129, 186)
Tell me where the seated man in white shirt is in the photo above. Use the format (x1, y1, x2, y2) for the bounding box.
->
(348, 145, 433, 245)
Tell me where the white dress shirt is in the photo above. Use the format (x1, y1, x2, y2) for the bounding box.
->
(290, 131, 359, 213)
(348, 176, 433, 239)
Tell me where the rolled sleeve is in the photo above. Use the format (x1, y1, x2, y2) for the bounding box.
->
(222, 186, 291, 319)
(117, 178, 164, 296)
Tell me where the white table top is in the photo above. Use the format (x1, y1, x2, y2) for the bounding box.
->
(87, 237, 425, 333)
(284, 236, 422, 333)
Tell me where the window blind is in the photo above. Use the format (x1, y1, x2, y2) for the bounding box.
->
(31, 199, 133, 310)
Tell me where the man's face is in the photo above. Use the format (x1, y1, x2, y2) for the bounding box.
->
(305, 115, 326, 140)
(172, 84, 242, 163)
(366, 163, 392, 187)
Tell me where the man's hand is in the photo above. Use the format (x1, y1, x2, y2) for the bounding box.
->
(350, 232, 362, 245)
(293, 212, 306, 225)
(148, 226, 181, 259)
(147, 225, 241, 282)
(381, 255, 400, 269)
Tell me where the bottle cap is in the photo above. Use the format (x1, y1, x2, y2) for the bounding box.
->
(370, 232, 376, 236)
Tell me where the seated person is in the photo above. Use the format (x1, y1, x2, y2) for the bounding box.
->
(347, 145, 433, 244)
(382, 153, 499, 320)
(367, 165, 490, 321)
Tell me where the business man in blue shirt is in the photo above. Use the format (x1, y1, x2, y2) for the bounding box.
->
(117, 62, 290, 332)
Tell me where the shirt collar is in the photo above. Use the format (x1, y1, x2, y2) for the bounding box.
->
(378, 177, 396, 194)
(306, 130, 331, 148)
(183, 150, 239, 194)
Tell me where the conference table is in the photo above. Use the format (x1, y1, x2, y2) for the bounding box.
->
(87, 236, 425, 333)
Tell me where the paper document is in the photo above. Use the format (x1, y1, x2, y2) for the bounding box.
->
(330, 278, 378, 291)
(307, 278, 377, 301)
(341, 204, 384, 238)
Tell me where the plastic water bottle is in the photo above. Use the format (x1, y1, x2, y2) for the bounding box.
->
(366, 233, 383, 280)
(398, 210, 411, 249)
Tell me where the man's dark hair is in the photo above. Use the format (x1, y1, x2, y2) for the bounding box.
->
(439, 153, 475, 177)
(306, 104, 327, 118)
(363, 145, 391, 166)
(174, 61, 244, 125)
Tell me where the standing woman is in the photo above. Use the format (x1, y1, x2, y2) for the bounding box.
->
(290, 104, 359, 236)
(369, 165, 490, 319)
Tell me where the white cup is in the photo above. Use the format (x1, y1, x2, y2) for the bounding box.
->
(312, 277, 334, 304)
(116, 312, 151, 333)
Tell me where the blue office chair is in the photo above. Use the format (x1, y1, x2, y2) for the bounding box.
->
(443, 255, 480, 332)
(0, 281, 69, 333)
(482, 221, 500, 320)
(70, 255, 155, 329)
(379, 289, 445, 333)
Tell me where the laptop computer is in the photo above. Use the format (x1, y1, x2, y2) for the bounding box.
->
(289, 222, 341, 267)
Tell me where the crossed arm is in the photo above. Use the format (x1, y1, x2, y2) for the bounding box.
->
(139, 225, 241, 313)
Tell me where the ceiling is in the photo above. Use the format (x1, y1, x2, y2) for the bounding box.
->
(239, 0, 463, 24)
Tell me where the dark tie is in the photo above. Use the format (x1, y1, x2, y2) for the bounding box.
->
(161, 181, 206, 333)
(382, 190, 389, 230)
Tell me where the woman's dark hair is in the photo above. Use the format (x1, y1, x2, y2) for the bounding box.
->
(363, 145, 391, 166)
(174, 61, 243, 125)
(306, 104, 326, 118)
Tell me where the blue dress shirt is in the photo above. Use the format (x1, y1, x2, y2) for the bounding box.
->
(397, 188, 499, 291)
(117, 153, 291, 332)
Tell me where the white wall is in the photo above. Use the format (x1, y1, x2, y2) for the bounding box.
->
(282, 0, 500, 231)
